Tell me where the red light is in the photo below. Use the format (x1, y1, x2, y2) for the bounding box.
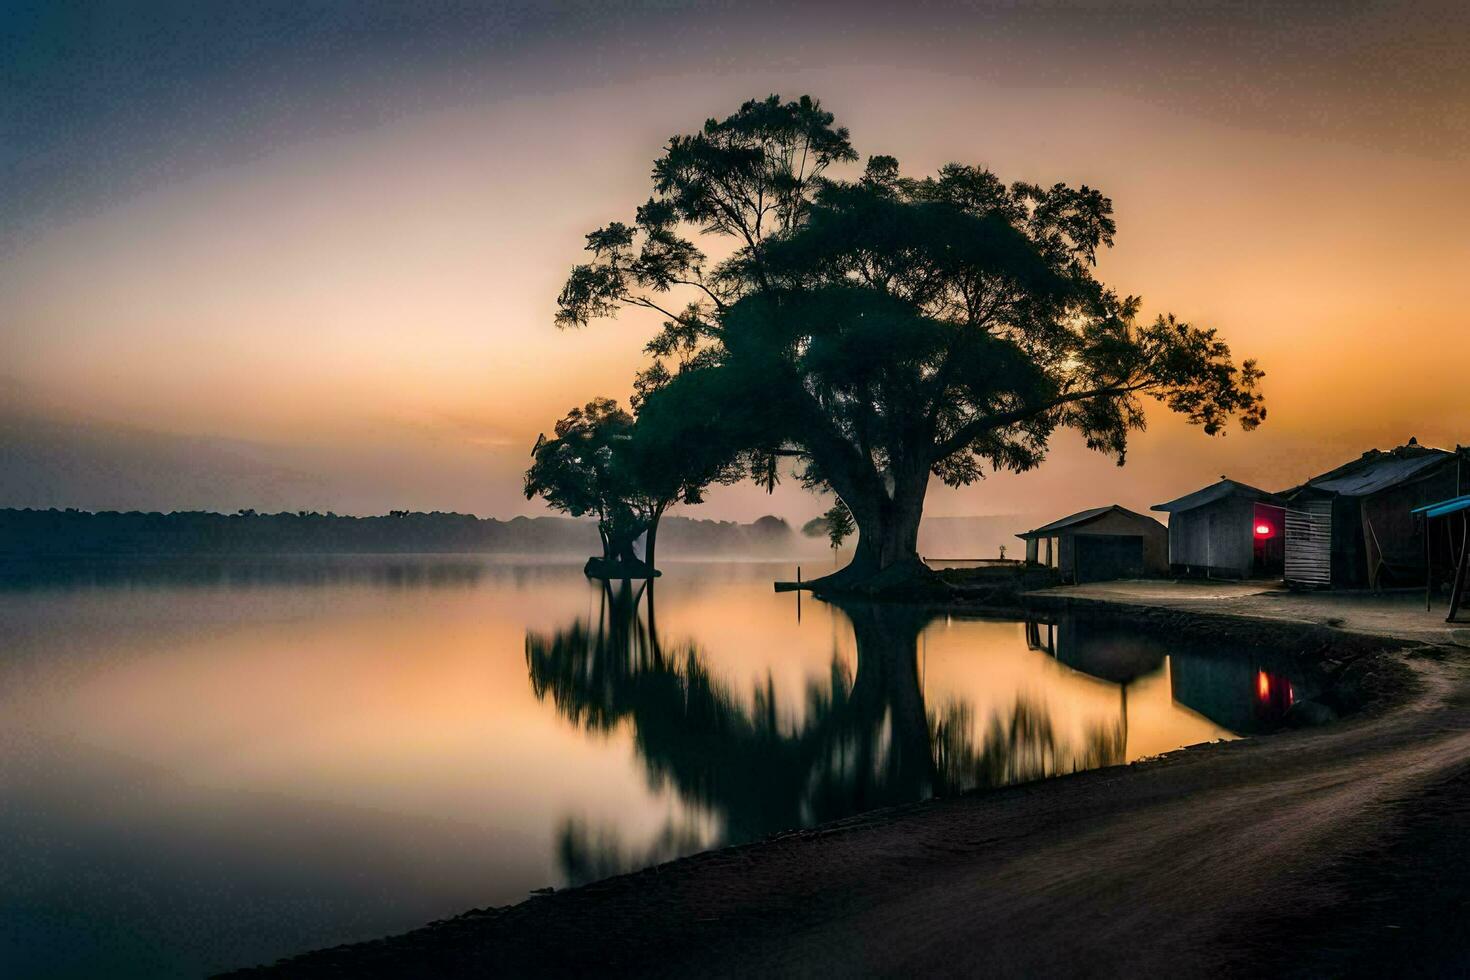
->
(1255, 523, 1273, 537)
(1257, 671, 1271, 700)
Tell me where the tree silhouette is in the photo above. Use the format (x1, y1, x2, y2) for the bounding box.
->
(555, 94, 1265, 589)
(556, 814, 709, 888)
(617, 384, 744, 571)
(524, 398, 643, 568)
(525, 397, 740, 576)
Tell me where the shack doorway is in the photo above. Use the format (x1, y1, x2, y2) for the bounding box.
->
(1252, 502, 1286, 577)
(1074, 535, 1146, 583)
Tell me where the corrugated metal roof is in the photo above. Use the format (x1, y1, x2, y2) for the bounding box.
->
(1306, 449, 1451, 497)
(1151, 478, 1287, 513)
(1016, 505, 1163, 539)
(1412, 494, 1470, 519)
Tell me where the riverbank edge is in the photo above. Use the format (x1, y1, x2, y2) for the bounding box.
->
(218, 591, 1442, 978)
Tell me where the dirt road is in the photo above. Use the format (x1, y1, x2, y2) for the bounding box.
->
(225, 627, 1470, 978)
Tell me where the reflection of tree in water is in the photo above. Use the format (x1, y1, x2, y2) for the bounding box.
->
(557, 815, 709, 888)
(527, 584, 1124, 880)
(931, 699, 1125, 793)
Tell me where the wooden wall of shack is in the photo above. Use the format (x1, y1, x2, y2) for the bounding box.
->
(1361, 467, 1461, 588)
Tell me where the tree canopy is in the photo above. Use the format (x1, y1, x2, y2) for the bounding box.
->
(555, 94, 1265, 588)
(524, 395, 740, 573)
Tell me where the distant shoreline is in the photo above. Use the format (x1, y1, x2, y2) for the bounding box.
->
(0, 508, 812, 560)
(0, 508, 1030, 563)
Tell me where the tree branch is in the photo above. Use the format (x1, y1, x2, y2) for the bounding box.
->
(931, 378, 1151, 460)
(669, 277, 728, 310)
(625, 295, 688, 323)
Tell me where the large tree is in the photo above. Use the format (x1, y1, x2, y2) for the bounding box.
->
(557, 95, 1265, 588)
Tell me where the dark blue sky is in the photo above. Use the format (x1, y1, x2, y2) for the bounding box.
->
(6, 0, 1468, 248)
(4, 1, 588, 241)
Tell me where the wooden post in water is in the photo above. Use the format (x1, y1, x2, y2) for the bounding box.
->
(796, 566, 802, 623)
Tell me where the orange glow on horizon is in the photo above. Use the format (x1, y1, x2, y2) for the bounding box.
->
(2, 61, 1467, 521)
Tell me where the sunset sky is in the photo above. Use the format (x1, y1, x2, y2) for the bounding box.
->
(4, 1, 1468, 527)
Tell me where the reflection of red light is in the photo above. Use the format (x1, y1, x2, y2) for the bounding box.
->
(1257, 671, 1271, 700)
(1255, 523, 1273, 537)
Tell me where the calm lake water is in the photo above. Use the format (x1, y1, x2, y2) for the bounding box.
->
(0, 557, 1311, 977)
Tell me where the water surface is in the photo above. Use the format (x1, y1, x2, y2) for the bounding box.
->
(0, 557, 1310, 977)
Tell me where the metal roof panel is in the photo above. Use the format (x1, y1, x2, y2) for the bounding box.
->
(1017, 505, 1163, 539)
(1152, 479, 1288, 513)
(1308, 451, 1451, 496)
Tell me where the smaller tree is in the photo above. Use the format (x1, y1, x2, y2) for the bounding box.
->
(525, 395, 740, 575)
(525, 398, 638, 564)
(623, 368, 746, 571)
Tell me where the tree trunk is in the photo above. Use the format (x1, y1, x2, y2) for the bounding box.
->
(645, 511, 661, 575)
(588, 517, 655, 580)
(809, 470, 932, 593)
(614, 536, 640, 564)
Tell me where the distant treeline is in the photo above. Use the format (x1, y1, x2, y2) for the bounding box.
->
(0, 508, 805, 558)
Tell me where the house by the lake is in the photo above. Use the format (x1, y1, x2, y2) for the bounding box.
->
(1151, 479, 1288, 580)
(1150, 441, 1466, 591)
(1018, 505, 1168, 584)
(1282, 440, 1464, 589)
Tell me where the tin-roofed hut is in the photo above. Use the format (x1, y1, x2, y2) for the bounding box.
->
(1017, 506, 1168, 584)
(1284, 440, 1462, 589)
(1152, 479, 1287, 579)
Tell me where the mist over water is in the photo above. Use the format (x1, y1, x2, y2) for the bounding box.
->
(0, 557, 1309, 977)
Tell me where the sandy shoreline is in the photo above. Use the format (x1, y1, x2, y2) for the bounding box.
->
(221, 586, 1470, 977)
